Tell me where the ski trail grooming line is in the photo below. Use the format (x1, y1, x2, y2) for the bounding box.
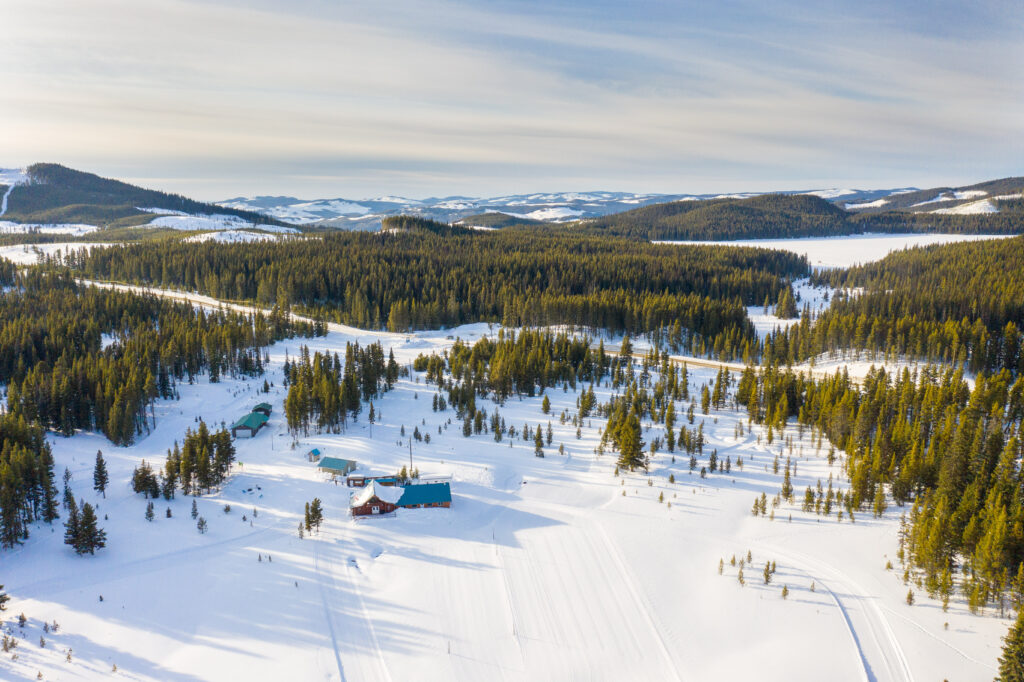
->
(594, 523, 686, 682)
(766, 544, 914, 682)
(314, 540, 348, 682)
(343, 556, 394, 682)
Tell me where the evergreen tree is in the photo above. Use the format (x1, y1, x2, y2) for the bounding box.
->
(93, 451, 108, 498)
(309, 498, 324, 531)
(617, 411, 645, 471)
(63, 496, 80, 551)
(999, 608, 1024, 682)
(775, 286, 797, 319)
(75, 503, 106, 555)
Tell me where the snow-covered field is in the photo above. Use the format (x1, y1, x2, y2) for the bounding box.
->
(0, 242, 117, 265)
(145, 212, 299, 234)
(184, 230, 283, 244)
(931, 199, 999, 215)
(0, 221, 99, 236)
(745, 278, 834, 339)
(658, 233, 1013, 269)
(0, 313, 1009, 681)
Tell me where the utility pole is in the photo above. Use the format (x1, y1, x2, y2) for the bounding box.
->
(409, 437, 413, 475)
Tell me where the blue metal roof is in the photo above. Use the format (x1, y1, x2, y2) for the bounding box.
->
(397, 482, 451, 506)
(309, 448, 321, 456)
(318, 457, 357, 471)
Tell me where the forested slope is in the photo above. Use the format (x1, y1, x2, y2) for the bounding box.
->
(763, 236, 1024, 374)
(584, 192, 1024, 241)
(3, 164, 289, 228)
(71, 228, 809, 360)
(739, 364, 1024, 616)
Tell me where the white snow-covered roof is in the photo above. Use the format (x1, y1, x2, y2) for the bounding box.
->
(351, 480, 404, 507)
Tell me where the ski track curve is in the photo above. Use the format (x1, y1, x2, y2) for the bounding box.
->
(762, 543, 915, 682)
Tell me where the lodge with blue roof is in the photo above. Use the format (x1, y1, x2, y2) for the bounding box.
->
(350, 480, 452, 516)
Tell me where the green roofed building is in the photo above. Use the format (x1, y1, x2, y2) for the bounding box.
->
(231, 412, 268, 438)
(253, 403, 273, 416)
(318, 457, 359, 478)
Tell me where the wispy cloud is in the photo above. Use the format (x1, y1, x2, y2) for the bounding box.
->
(2, 0, 1021, 199)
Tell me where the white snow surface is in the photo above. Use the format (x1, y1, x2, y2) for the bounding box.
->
(844, 198, 888, 210)
(657, 233, 1013, 269)
(0, 221, 98, 236)
(148, 214, 300, 233)
(184, 230, 281, 244)
(0, 283, 1010, 680)
(803, 188, 857, 199)
(484, 207, 585, 222)
(0, 242, 117, 265)
(932, 198, 999, 215)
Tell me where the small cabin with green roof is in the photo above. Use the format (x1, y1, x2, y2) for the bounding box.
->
(253, 403, 273, 417)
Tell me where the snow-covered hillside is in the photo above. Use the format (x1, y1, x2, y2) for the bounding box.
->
(0, 312, 1008, 681)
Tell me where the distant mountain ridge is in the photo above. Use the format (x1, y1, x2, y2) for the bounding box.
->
(1, 162, 1020, 242)
(218, 187, 918, 230)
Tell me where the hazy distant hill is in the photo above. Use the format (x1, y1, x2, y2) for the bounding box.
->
(1, 163, 291, 230)
(586, 180, 1024, 240)
(843, 176, 1024, 215)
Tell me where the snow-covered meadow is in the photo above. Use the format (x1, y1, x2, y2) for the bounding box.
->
(0, 313, 1009, 681)
(658, 233, 1013, 270)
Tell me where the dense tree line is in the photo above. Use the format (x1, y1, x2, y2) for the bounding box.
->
(0, 413, 59, 548)
(586, 194, 851, 241)
(763, 237, 1024, 374)
(283, 342, 399, 435)
(0, 269, 317, 445)
(70, 228, 806, 357)
(583, 192, 1024, 241)
(417, 330, 611, 402)
(736, 364, 1024, 614)
(158, 421, 236, 497)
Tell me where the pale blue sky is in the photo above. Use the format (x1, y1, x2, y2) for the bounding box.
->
(2, 0, 1022, 200)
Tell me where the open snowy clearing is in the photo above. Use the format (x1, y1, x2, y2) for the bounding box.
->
(0, 222, 99, 237)
(0, 242, 118, 265)
(931, 199, 999, 215)
(184, 230, 283, 244)
(0, 308, 1010, 681)
(657, 233, 1013, 269)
